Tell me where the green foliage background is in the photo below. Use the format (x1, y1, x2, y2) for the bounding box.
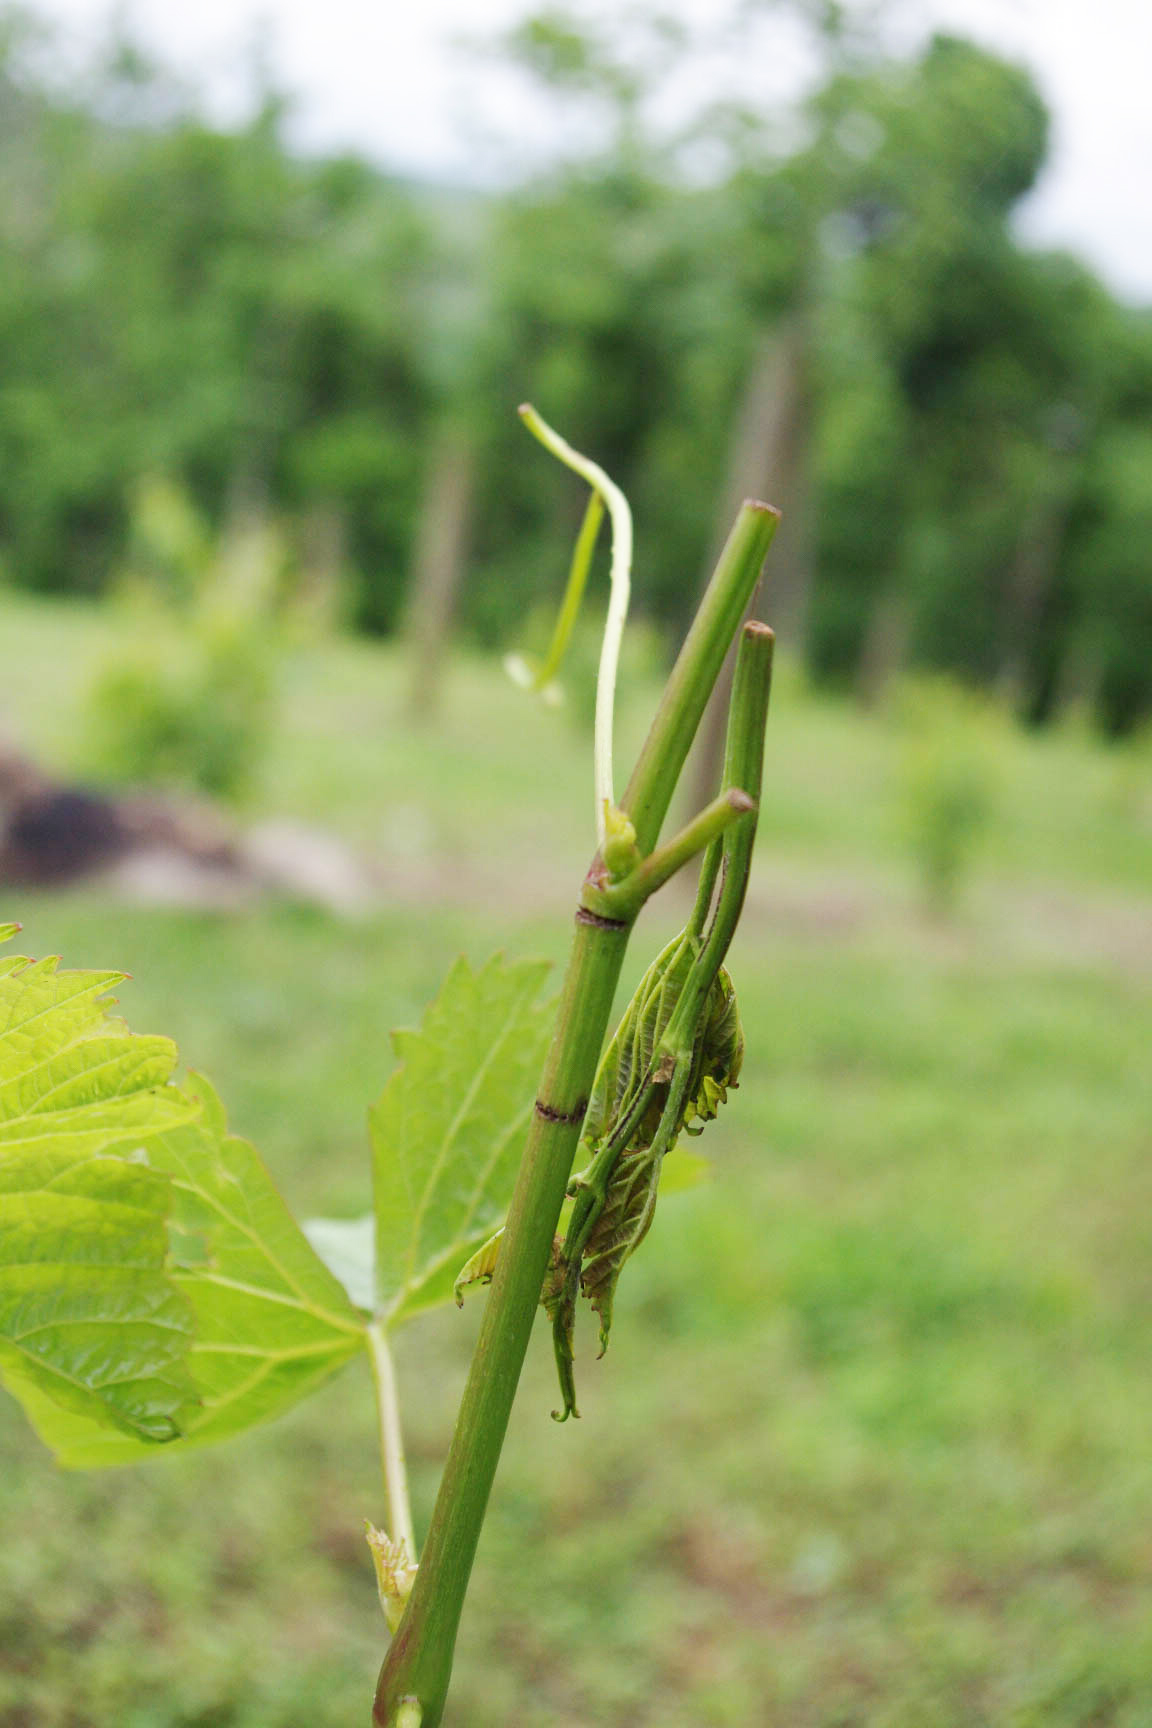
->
(3, 598, 1151, 1725)
(1, 7, 1151, 728)
(2, 5, 1152, 1718)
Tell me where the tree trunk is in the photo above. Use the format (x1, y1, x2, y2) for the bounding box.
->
(996, 464, 1073, 717)
(403, 427, 475, 724)
(297, 500, 347, 633)
(685, 315, 808, 817)
(856, 590, 910, 710)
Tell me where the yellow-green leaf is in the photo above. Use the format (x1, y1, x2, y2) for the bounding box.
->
(17, 1075, 366, 1467)
(0, 938, 198, 1445)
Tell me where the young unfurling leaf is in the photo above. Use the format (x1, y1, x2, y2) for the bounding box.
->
(454, 1228, 566, 1306)
(549, 930, 743, 1418)
(583, 933, 744, 1153)
(583, 930, 700, 1150)
(453, 1227, 504, 1306)
(579, 970, 740, 1346)
(683, 966, 744, 1134)
(366, 1520, 419, 1634)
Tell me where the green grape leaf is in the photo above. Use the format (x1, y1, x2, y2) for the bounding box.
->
(13, 1075, 366, 1467)
(303, 1213, 375, 1312)
(0, 1148, 198, 1445)
(0, 950, 194, 1160)
(371, 954, 552, 1326)
(0, 938, 199, 1444)
(305, 1212, 485, 1322)
(157, 1076, 367, 1444)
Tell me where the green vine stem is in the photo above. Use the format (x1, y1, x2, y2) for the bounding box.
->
(586, 787, 754, 922)
(373, 501, 778, 1728)
(616, 503, 778, 858)
(656, 621, 775, 1054)
(367, 1320, 416, 1562)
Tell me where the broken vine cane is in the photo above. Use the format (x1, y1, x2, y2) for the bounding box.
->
(374, 506, 778, 1728)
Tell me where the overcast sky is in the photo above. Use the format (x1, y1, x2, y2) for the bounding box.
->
(27, 0, 1152, 304)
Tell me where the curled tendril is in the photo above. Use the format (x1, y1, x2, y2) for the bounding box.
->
(511, 406, 633, 851)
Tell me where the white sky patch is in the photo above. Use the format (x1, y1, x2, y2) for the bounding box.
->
(25, 0, 1152, 302)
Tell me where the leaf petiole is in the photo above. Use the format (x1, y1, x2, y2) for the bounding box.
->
(367, 1320, 416, 1564)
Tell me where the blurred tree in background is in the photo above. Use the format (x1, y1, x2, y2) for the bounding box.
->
(0, 8, 437, 632)
(0, 0, 1149, 732)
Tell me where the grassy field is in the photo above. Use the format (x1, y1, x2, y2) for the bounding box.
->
(2, 593, 1152, 1727)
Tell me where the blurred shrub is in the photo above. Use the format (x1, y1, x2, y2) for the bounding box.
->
(83, 478, 283, 803)
(1101, 722, 1152, 831)
(894, 676, 1001, 915)
(87, 624, 273, 803)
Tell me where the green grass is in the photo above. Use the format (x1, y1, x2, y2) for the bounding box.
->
(2, 593, 1152, 1726)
